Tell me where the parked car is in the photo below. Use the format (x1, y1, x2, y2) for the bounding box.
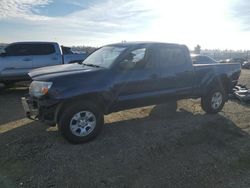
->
(242, 61, 250, 69)
(219, 58, 246, 65)
(191, 54, 218, 64)
(0, 42, 87, 85)
(22, 42, 241, 144)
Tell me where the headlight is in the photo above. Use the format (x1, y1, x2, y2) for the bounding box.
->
(29, 81, 53, 97)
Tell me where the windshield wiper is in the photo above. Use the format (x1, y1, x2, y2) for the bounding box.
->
(82, 63, 101, 68)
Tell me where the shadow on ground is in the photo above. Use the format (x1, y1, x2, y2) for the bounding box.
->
(0, 87, 28, 125)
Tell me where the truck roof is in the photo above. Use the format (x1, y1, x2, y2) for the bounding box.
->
(8, 41, 58, 45)
(107, 41, 187, 48)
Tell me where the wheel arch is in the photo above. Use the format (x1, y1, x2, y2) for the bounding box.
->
(206, 74, 230, 95)
(55, 93, 109, 123)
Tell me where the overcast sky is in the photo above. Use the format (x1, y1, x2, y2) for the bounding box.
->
(0, 0, 249, 50)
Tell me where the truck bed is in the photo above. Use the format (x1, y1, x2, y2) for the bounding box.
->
(193, 63, 241, 94)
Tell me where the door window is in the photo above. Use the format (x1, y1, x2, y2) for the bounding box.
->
(5, 44, 33, 56)
(29, 44, 55, 55)
(122, 48, 148, 69)
(157, 47, 187, 67)
(131, 48, 146, 63)
(5, 43, 55, 56)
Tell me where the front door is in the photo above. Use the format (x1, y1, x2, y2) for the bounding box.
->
(112, 46, 162, 109)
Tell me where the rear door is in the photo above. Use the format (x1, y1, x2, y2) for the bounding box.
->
(31, 43, 61, 68)
(156, 45, 195, 97)
(1, 43, 33, 80)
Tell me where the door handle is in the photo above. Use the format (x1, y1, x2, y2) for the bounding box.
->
(150, 74, 158, 79)
(23, 58, 32, 61)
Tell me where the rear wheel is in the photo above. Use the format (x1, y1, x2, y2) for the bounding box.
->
(201, 87, 226, 114)
(58, 101, 104, 144)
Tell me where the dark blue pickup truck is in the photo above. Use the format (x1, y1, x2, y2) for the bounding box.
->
(21, 42, 241, 143)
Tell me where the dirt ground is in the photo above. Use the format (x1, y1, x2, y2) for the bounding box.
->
(1, 70, 250, 188)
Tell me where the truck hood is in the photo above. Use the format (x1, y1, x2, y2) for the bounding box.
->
(29, 63, 101, 79)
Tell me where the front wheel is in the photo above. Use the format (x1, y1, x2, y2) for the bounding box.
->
(201, 88, 226, 114)
(58, 101, 104, 144)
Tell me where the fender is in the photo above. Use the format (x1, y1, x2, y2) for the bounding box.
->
(201, 74, 229, 96)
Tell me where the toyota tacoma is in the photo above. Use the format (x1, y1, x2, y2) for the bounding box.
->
(21, 42, 241, 144)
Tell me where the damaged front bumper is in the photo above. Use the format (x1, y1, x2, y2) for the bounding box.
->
(21, 97, 39, 120)
(21, 96, 61, 125)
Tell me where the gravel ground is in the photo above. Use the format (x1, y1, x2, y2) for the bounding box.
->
(0, 70, 250, 188)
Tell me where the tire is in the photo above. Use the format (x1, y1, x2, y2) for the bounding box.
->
(201, 87, 226, 114)
(58, 101, 104, 144)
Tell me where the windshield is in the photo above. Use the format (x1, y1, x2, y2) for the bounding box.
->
(83, 46, 126, 68)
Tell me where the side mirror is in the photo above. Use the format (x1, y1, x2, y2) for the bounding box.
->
(120, 59, 135, 70)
